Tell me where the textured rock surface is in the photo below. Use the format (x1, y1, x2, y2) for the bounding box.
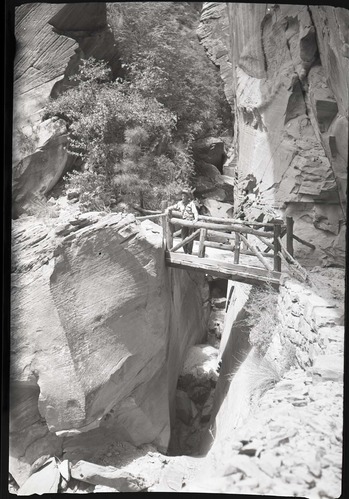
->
(169, 344, 218, 455)
(12, 3, 121, 217)
(162, 269, 344, 498)
(192, 137, 226, 170)
(17, 457, 61, 496)
(10, 212, 209, 486)
(198, 2, 347, 266)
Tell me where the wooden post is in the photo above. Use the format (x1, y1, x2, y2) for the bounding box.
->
(286, 216, 294, 257)
(166, 216, 173, 250)
(234, 232, 241, 264)
(198, 228, 207, 258)
(160, 201, 167, 249)
(273, 220, 283, 272)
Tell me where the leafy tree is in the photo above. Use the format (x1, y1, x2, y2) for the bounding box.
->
(44, 58, 193, 210)
(108, 2, 232, 141)
(44, 3, 232, 212)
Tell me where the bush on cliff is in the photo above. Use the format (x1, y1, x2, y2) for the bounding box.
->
(44, 2, 231, 212)
(108, 1, 231, 141)
(44, 58, 194, 210)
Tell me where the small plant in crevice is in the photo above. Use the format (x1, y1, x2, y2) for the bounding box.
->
(16, 125, 40, 157)
(25, 194, 60, 223)
(247, 354, 283, 407)
(245, 284, 281, 356)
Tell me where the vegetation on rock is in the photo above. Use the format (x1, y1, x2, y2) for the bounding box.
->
(44, 2, 232, 212)
(246, 285, 281, 356)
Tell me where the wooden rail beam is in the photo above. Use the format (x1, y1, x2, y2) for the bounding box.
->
(239, 233, 273, 271)
(170, 217, 234, 232)
(264, 227, 286, 252)
(169, 229, 200, 253)
(169, 218, 274, 238)
(278, 237, 309, 282)
(198, 215, 279, 228)
(231, 224, 275, 239)
(293, 233, 316, 250)
(257, 235, 275, 252)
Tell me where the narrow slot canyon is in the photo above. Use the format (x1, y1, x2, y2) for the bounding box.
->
(168, 277, 227, 458)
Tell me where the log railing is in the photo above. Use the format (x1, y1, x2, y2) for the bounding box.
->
(137, 202, 313, 275)
(163, 216, 285, 272)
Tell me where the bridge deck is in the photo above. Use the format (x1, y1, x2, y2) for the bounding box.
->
(165, 251, 281, 287)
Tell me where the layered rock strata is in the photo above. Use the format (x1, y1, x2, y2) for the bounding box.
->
(12, 3, 121, 217)
(10, 212, 209, 486)
(198, 2, 348, 266)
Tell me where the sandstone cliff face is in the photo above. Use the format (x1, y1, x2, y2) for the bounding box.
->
(12, 3, 121, 217)
(198, 3, 347, 266)
(10, 213, 209, 486)
(181, 269, 344, 496)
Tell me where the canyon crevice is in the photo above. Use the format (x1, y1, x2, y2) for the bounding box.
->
(10, 212, 209, 486)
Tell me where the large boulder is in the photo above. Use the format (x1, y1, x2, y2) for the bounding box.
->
(193, 137, 226, 170)
(194, 159, 234, 202)
(10, 213, 209, 486)
(201, 199, 234, 219)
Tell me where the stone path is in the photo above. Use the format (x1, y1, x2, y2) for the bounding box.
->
(183, 367, 343, 497)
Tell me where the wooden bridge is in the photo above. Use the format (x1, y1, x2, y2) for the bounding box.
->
(137, 205, 313, 287)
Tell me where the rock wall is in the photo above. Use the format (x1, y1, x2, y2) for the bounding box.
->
(198, 2, 348, 267)
(182, 268, 344, 495)
(208, 271, 344, 446)
(10, 212, 209, 486)
(12, 3, 122, 217)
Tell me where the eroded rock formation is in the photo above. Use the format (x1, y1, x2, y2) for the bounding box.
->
(10, 212, 209, 486)
(12, 3, 121, 217)
(198, 2, 348, 266)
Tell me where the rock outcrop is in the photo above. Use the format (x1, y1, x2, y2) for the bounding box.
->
(198, 2, 348, 267)
(12, 3, 121, 217)
(159, 268, 344, 497)
(192, 137, 234, 204)
(10, 212, 209, 486)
